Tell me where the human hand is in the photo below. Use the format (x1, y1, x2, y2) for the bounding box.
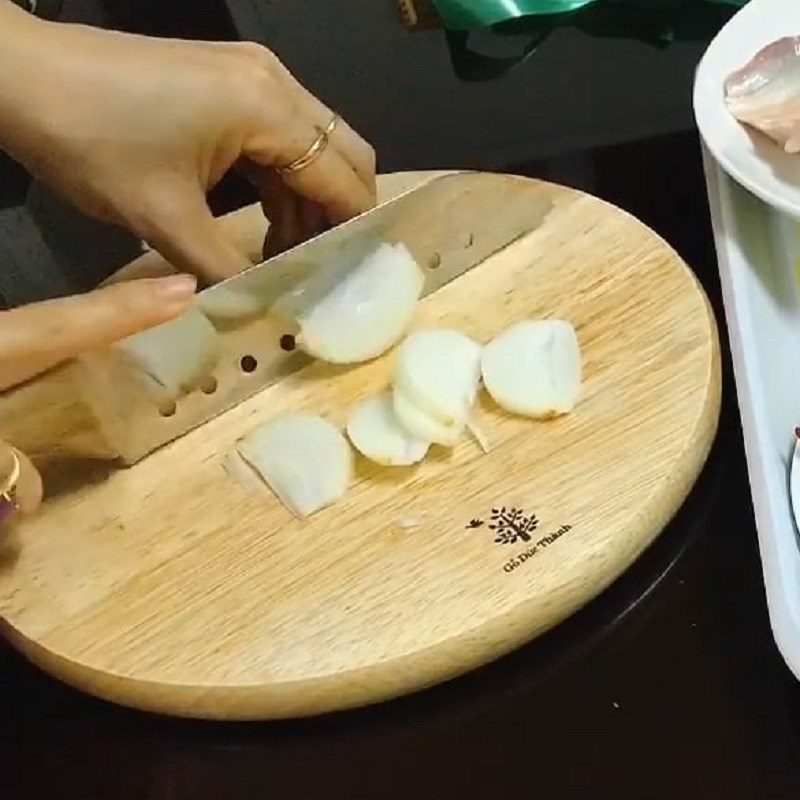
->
(0, 270, 199, 521)
(0, 10, 376, 283)
(0, 274, 197, 391)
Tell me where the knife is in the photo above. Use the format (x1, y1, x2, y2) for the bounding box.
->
(0, 172, 552, 465)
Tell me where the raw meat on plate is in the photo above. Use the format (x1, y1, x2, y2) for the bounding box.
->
(725, 36, 800, 154)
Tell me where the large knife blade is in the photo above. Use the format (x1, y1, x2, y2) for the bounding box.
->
(71, 171, 553, 464)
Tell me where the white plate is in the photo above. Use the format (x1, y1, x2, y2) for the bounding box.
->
(694, 0, 800, 219)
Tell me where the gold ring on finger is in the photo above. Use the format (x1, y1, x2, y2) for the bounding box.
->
(277, 113, 340, 176)
(0, 448, 21, 521)
(0, 448, 21, 496)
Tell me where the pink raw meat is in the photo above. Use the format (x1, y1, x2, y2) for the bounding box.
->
(725, 36, 800, 154)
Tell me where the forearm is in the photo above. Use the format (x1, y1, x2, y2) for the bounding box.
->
(0, 5, 376, 280)
(0, 2, 56, 167)
(0, 0, 32, 25)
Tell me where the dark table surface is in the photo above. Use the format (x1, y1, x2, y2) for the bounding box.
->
(4, 2, 800, 798)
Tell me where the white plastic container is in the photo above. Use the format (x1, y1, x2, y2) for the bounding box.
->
(703, 148, 800, 679)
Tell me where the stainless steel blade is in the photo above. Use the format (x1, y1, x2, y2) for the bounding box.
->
(77, 172, 553, 464)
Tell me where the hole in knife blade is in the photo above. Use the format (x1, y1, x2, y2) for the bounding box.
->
(428, 252, 441, 270)
(159, 400, 177, 417)
(279, 334, 296, 352)
(199, 376, 218, 394)
(240, 355, 258, 373)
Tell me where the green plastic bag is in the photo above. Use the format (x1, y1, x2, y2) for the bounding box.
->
(433, 0, 747, 29)
(436, 0, 749, 80)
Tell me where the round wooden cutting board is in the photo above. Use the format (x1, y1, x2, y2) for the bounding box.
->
(0, 172, 720, 719)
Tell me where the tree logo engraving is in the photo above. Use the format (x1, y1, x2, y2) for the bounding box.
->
(465, 506, 539, 545)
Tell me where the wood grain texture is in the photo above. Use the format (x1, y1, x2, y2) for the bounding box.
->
(0, 363, 115, 460)
(0, 172, 721, 719)
(0, 173, 446, 462)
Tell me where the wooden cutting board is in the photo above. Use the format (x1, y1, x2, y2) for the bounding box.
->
(0, 172, 720, 720)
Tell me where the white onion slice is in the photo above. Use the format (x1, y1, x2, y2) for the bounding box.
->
(393, 388, 462, 446)
(223, 449, 265, 495)
(293, 242, 424, 363)
(114, 308, 220, 398)
(346, 393, 429, 466)
(481, 319, 581, 418)
(392, 330, 481, 446)
(236, 413, 352, 518)
(467, 420, 491, 454)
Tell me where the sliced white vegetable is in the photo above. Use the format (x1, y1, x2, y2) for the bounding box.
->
(467, 420, 491, 454)
(392, 329, 481, 446)
(223, 450, 265, 495)
(237, 413, 352, 518)
(481, 319, 581, 418)
(293, 242, 424, 364)
(114, 308, 220, 398)
(393, 389, 462, 446)
(346, 393, 429, 466)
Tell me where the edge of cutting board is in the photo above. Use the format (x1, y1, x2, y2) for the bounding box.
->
(0, 171, 721, 719)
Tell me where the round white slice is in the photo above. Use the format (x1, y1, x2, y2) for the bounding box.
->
(481, 319, 581, 418)
(394, 329, 482, 429)
(236, 413, 352, 518)
(346, 393, 429, 466)
(393, 389, 462, 447)
(113, 308, 220, 398)
(295, 241, 424, 363)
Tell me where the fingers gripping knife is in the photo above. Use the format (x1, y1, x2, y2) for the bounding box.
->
(0, 173, 552, 465)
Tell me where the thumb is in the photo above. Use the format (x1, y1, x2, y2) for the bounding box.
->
(135, 183, 252, 285)
(0, 274, 197, 390)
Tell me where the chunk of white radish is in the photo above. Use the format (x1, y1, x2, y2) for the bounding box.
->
(392, 330, 481, 446)
(293, 242, 424, 363)
(347, 393, 429, 466)
(114, 308, 220, 398)
(481, 320, 581, 418)
(393, 388, 462, 447)
(236, 413, 352, 518)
